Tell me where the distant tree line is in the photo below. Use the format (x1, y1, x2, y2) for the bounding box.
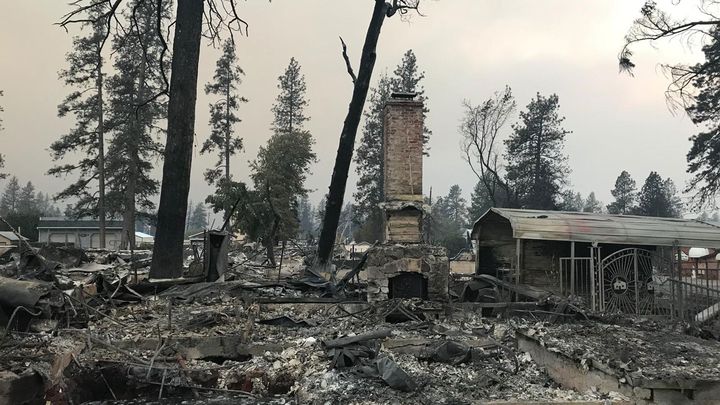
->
(0, 176, 62, 240)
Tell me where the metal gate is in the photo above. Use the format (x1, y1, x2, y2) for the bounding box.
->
(598, 248, 673, 315)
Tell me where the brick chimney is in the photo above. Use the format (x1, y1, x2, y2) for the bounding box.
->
(382, 92, 424, 243)
(383, 92, 424, 202)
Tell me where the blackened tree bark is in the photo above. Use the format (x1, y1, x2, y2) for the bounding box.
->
(150, 0, 204, 278)
(316, 0, 419, 267)
(97, 56, 106, 249)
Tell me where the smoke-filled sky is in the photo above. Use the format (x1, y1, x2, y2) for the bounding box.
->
(0, 0, 709, 218)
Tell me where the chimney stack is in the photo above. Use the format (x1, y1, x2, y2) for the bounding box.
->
(382, 92, 424, 243)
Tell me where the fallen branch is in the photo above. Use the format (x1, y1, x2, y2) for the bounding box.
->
(324, 328, 392, 349)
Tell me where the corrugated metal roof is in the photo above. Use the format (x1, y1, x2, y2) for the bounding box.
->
(37, 217, 123, 229)
(471, 208, 720, 248)
(0, 231, 25, 241)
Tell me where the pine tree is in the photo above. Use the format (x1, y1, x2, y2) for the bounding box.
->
(468, 181, 493, 222)
(431, 186, 469, 257)
(637, 172, 683, 218)
(583, 192, 603, 213)
(202, 39, 248, 206)
(231, 61, 316, 264)
(391, 49, 431, 147)
(187, 202, 207, 232)
(247, 131, 316, 263)
(607, 170, 637, 214)
(352, 50, 432, 242)
(17, 182, 37, 215)
(338, 203, 355, 242)
(106, 0, 171, 249)
(297, 195, 315, 238)
(49, 8, 108, 242)
(559, 190, 583, 212)
(442, 185, 468, 226)
(272, 57, 308, 134)
(0, 177, 21, 216)
(505, 93, 571, 209)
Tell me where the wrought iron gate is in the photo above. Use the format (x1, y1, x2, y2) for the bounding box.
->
(598, 248, 673, 315)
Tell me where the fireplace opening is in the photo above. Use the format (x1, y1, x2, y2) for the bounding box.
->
(388, 272, 428, 299)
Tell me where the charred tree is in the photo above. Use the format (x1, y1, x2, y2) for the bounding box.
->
(316, 0, 420, 268)
(150, 0, 204, 278)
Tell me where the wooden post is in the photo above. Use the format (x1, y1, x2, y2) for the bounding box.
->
(516, 238, 523, 285)
(590, 245, 596, 311)
(676, 243, 683, 319)
(570, 241, 576, 296)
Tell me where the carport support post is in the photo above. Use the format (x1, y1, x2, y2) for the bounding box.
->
(676, 244, 684, 319)
(570, 241, 576, 295)
(516, 238, 523, 300)
(590, 245, 596, 311)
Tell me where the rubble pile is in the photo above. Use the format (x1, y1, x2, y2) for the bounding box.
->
(522, 317, 720, 385)
(1, 242, 719, 404)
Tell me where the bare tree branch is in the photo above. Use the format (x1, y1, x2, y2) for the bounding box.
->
(339, 36, 357, 84)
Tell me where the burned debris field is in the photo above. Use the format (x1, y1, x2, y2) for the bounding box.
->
(7, 1, 720, 404)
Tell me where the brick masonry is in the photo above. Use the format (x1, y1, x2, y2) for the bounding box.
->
(383, 98, 424, 201)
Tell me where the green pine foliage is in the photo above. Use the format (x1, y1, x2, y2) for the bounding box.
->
(607, 170, 637, 214)
(104, 0, 172, 244)
(686, 30, 720, 207)
(636, 171, 683, 218)
(504, 93, 571, 209)
(202, 39, 248, 187)
(271, 57, 308, 134)
(48, 9, 108, 216)
(353, 50, 431, 241)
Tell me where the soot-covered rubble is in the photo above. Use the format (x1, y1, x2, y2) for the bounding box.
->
(0, 242, 717, 404)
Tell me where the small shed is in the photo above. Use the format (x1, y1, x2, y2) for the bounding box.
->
(470, 208, 720, 313)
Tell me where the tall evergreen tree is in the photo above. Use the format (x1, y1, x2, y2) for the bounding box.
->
(468, 181, 493, 222)
(17, 182, 37, 215)
(246, 131, 316, 264)
(431, 185, 469, 257)
(201, 39, 248, 220)
(353, 50, 432, 240)
(504, 93, 571, 209)
(272, 57, 308, 134)
(186, 202, 207, 232)
(441, 185, 468, 226)
(297, 195, 315, 239)
(583, 192, 603, 213)
(391, 49, 431, 147)
(106, 0, 171, 249)
(607, 170, 637, 214)
(0, 177, 20, 216)
(558, 190, 584, 212)
(49, 8, 108, 245)
(637, 172, 683, 218)
(685, 30, 720, 206)
(228, 61, 316, 264)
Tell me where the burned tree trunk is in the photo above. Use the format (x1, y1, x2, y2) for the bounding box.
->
(150, 0, 204, 279)
(97, 56, 106, 249)
(316, 0, 392, 267)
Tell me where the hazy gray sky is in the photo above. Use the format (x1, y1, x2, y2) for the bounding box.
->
(0, 0, 708, 217)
